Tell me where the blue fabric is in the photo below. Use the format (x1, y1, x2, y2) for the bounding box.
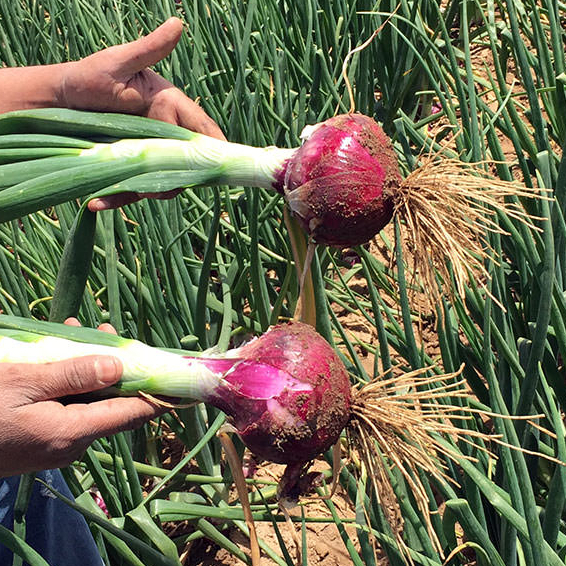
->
(0, 470, 103, 566)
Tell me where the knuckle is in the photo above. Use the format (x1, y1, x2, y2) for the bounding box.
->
(59, 357, 92, 393)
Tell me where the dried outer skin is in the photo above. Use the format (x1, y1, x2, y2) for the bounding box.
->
(209, 322, 352, 465)
(282, 113, 401, 247)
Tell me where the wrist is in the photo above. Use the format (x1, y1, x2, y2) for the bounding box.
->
(0, 63, 69, 113)
(54, 60, 80, 109)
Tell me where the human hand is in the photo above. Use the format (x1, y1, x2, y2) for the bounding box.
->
(59, 17, 224, 139)
(0, 321, 164, 477)
(0, 18, 225, 212)
(57, 17, 226, 212)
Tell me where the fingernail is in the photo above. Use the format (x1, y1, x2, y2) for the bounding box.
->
(88, 199, 107, 212)
(94, 357, 121, 385)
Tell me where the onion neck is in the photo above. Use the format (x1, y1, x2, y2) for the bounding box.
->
(205, 138, 296, 191)
(80, 136, 297, 192)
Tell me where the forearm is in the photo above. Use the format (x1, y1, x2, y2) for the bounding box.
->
(0, 64, 69, 113)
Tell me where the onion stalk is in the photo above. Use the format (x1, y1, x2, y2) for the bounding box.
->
(0, 109, 544, 303)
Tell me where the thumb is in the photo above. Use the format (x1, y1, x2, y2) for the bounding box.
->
(111, 17, 183, 76)
(33, 356, 123, 400)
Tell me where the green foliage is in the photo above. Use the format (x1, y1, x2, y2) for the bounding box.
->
(1, 0, 566, 564)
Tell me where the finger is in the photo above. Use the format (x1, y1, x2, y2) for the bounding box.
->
(111, 17, 183, 76)
(64, 317, 116, 334)
(88, 192, 141, 211)
(27, 356, 123, 400)
(172, 103, 227, 140)
(62, 396, 167, 440)
(147, 88, 227, 140)
(88, 188, 183, 211)
(97, 323, 118, 335)
(145, 188, 184, 201)
(15, 398, 165, 471)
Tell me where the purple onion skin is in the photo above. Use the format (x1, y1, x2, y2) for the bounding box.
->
(280, 113, 402, 247)
(204, 322, 351, 465)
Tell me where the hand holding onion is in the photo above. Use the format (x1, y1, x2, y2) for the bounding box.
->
(0, 321, 164, 477)
(0, 319, 349, 479)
